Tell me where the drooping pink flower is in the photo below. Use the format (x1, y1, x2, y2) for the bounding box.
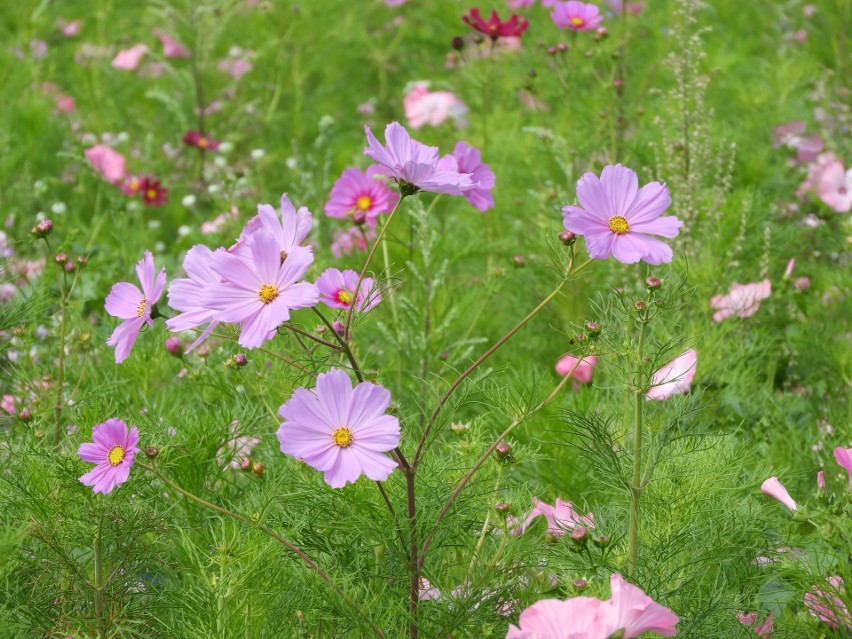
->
(404, 84, 468, 130)
(78, 418, 140, 494)
(325, 166, 399, 226)
(166, 245, 222, 350)
(105, 251, 167, 363)
(646, 349, 697, 401)
(760, 477, 797, 512)
(111, 43, 149, 70)
(816, 160, 852, 213)
(738, 612, 774, 638)
(605, 574, 680, 637)
(514, 498, 595, 536)
(85, 145, 126, 184)
(555, 354, 597, 385)
(562, 164, 681, 265)
(804, 576, 852, 630)
(233, 193, 313, 262)
(710, 280, 771, 323)
(277, 368, 401, 488)
(437, 142, 496, 212)
(551, 1, 604, 31)
(364, 122, 476, 196)
(331, 226, 374, 258)
(834, 447, 852, 493)
(316, 268, 381, 313)
(155, 30, 191, 58)
(204, 230, 319, 349)
(772, 120, 824, 163)
(182, 130, 220, 150)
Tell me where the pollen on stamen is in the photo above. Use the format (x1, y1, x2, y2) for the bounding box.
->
(337, 289, 354, 306)
(107, 445, 125, 466)
(332, 427, 353, 448)
(571, 17, 585, 27)
(258, 284, 279, 304)
(355, 196, 372, 211)
(608, 216, 630, 235)
(136, 297, 147, 318)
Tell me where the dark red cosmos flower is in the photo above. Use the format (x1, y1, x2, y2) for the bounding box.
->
(462, 8, 529, 39)
(182, 130, 221, 151)
(139, 177, 168, 207)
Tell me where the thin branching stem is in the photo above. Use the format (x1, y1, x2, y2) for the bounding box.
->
(628, 314, 649, 578)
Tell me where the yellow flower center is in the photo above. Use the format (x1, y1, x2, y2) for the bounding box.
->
(258, 284, 279, 304)
(129, 179, 140, 191)
(356, 196, 372, 211)
(136, 298, 147, 318)
(608, 216, 630, 235)
(571, 16, 585, 27)
(107, 445, 125, 466)
(332, 427, 353, 448)
(198, 137, 209, 149)
(337, 289, 354, 306)
(146, 189, 158, 200)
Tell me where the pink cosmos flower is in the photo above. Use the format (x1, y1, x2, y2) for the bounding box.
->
(555, 354, 597, 388)
(364, 122, 476, 196)
(85, 145, 126, 184)
(437, 142, 496, 212)
(57, 96, 75, 113)
(646, 349, 697, 400)
(325, 166, 399, 226)
(277, 368, 400, 488)
(797, 151, 838, 198)
(737, 612, 774, 638)
(605, 574, 680, 637)
(816, 160, 852, 213)
(78, 418, 140, 494)
(1, 394, 18, 415)
(204, 230, 320, 349)
(233, 193, 313, 262)
(111, 43, 149, 70)
(604, 0, 645, 15)
(772, 120, 824, 163)
(218, 57, 252, 78)
(316, 268, 381, 313)
(562, 164, 682, 265)
(155, 30, 191, 58)
(404, 84, 469, 130)
(58, 19, 82, 37)
(804, 576, 852, 630)
(760, 477, 797, 512)
(166, 245, 222, 350)
(551, 1, 604, 31)
(834, 447, 852, 493)
(710, 280, 771, 323)
(105, 251, 166, 363)
(513, 498, 595, 536)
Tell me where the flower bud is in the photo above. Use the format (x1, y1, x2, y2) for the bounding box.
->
(593, 535, 610, 548)
(633, 300, 647, 311)
(451, 36, 465, 51)
(546, 46, 558, 56)
(252, 462, 265, 475)
(76, 255, 88, 268)
(352, 209, 367, 226)
(495, 442, 512, 459)
(233, 353, 248, 367)
(332, 321, 346, 336)
(64, 262, 75, 273)
(165, 337, 183, 357)
(654, 299, 665, 308)
(240, 458, 253, 472)
(54, 252, 68, 266)
(572, 578, 588, 591)
(558, 230, 576, 245)
(450, 422, 469, 435)
(557, 42, 568, 52)
(31, 219, 54, 238)
(584, 322, 601, 337)
(646, 276, 661, 290)
(495, 502, 511, 515)
(571, 527, 589, 544)
(513, 255, 526, 268)
(145, 446, 159, 459)
(18, 408, 32, 422)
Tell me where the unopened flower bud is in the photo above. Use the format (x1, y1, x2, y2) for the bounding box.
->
(352, 209, 367, 226)
(584, 322, 601, 337)
(165, 337, 183, 357)
(18, 408, 32, 422)
(32, 219, 54, 238)
(332, 321, 345, 336)
(559, 230, 576, 245)
(634, 300, 647, 311)
(572, 578, 588, 591)
(593, 535, 611, 548)
(557, 42, 568, 52)
(439, 351, 449, 361)
(54, 252, 68, 266)
(546, 46, 558, 56)
(197, 344, 210, 359)
(450, 422, 469, 435)
(76, 255, 88, 268)
(451, 36, 465, 51)
(495, 441, 512, 460)
(654, 299, 665, 308)
(571, 527, 589, 543)
(495, 502, 511, 515)
(513, 255, 526, 268)
(145, 446, 159, 459)
(252, 462, 265, 475)
(64, 262, 75, 273)
(233, 353, 248, 367)
(612, 79, 624, 89)
(646, 276, 661, 290)
(240, 458, 253, 472)
(80, 332, 91, 344)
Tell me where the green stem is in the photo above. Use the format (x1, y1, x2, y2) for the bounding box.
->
(53, 269, 69, 444)
(94, 512, 106, 638)
(627, 317, 648, 579)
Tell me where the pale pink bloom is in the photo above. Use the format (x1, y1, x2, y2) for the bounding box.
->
(797, 151, 838, 198)
(155, 30, 191, 58)
(57, 96, 75, 113)
(646, 349, 697, 401)
(555, 354, 597, 385)
(30, 40, 48, 59)
(218, 57, 252, 78)
(710, 280, 771, 323)
(0, 283, 16, 304)
(804, 576, 852, 629)
(772, 120, 823, 163)
(1, 394, 17, 415)
(817, 470, 825, 491)
(78, 418, 140, 494)
(834, 447, 852, 493)
(737, 612, 774, 638)
(331, 226, 373, 258)
(166, 245, 222, 351)
(551, 1, 604, 31)
(604, 574, 680, 637)
(85, 145, 126, 184)
(803, 4, 817, 17)
(404, 84, 468, 129)
(218, 421, 260, 469)
(111, 44, 149, 70)
(437, 142, 496, 212)
(233, 194, 313, 262)
(200, 207, 239, 235)
(816, 160, 852, 213)
(58, 19, 82, 37)
(385, 0, 407, 6)
(515, 498, 595, 537)
(419, 578, 441, 601)
(793, 277, 810, 291)
(760, 477, 797, 512)
(604, 0, 645, 15)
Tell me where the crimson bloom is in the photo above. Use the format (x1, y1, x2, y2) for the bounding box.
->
(105, 251, 166, 363)
(277, 369, 401, 488)
(140, 177, 168, 207)
(183, 130, 221, 151)
(463, 8, 529, 39)
(78, 418, 140, 494)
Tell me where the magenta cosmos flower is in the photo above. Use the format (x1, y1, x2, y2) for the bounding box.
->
(646, 349, 697, 400)
(78, 418, 140, 494)
(316, 268, 381, 313)
(551, 1, 604, 31)
(325, 165, 399, 226)
(166, 245, 221, 350)
(760, 477, 797, 512)
(277, 368, 400, 488)
(364, 122, 476, 196)
(710, 280, 771, 323)
(233, 193, 313, 261)
(834, 447, 852, 493)
(562, 164, 682, 265)
(437, 142, 496, 212)
(105, 251, 166, 363)
(204, 230, 320, 349)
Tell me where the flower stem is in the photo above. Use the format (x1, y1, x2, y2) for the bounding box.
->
(627, 317, 648, 579)
(94, 512, 106, 639)
(53, 269, 69, 444)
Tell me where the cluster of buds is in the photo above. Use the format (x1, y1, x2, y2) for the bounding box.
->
(546, 42, 569, 56)
(240, 458, 265, 475)
(54, 252, 89, 272)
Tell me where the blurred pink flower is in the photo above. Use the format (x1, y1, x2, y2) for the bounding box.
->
(760, 477, 797, 512)
(804, 576, 852, 630)
(84, 145, 126, 183)
(646, 349, 697, 401)
(404, 84, 468, 129)
(551, 1, 604, 31)
(112, 43, 149, 70)
(331, 226, 373, 258)
(30, 40, 48, 59)
(1, 394, 18, 415)
(604, 0, 645, 14)
(512, 497, 595, 537)
(58, 19, 82, 37)
(57, 96, 75, 113)
(834, 447, 852, 493)
(816, 160, 852, 213)
(218, 57, 252, 78)
(155, 30, 191, 58)
(797, 151, 838, 198)
(773, 120, 823, 163)
(710, 279, 771, 322)
(737, 612, 774, 638)
(793, 277, 810, 292)
(385, 0, 407, 6)
(817, 470, 825, 491)
(555, 354, 597, 385)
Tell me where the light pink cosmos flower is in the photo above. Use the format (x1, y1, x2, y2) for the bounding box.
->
(797, 151, 838, 199)
(772, 120, 823, 164)
(204, 230, 320, 349)
(364, 122, 476, 196)
(58, 19, 82, 37)
(562, 164, 682, 265)
(512, 498, 595, 536)
(551, 1, 604, 31)
(437, 142, 496, 212)
(316, 268, 381, 313)
(605, 574, 680, 637)
(710, 280, 771, 323)
(555, 354, 597, 386)
(834, 447, 852, 493)
(325, 166, 399, 226)
(57, 96, 75, 113)
(332, 226, 373, 258)
(85, 145, 126, 184)
(217, 420, 260, 470)
(155, 30, 191, 58)
(112, 43, 149, 70)
(604, 0, 645, 15)
(404, 84, 468, 130)
(816, 160, 852, 213)
(646, 349, 697, 401)
(233, 193, 313, 262)
(78, 418, 140, 494)
(760, 477, 797, 512)
(804, 576, 852, 630)
(105, 251, 166, 363)
(1, 394, 18, 415)
(277, 368, 400, 488)
(737, 612, 774, 638)
(166, 245, 222, 350)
